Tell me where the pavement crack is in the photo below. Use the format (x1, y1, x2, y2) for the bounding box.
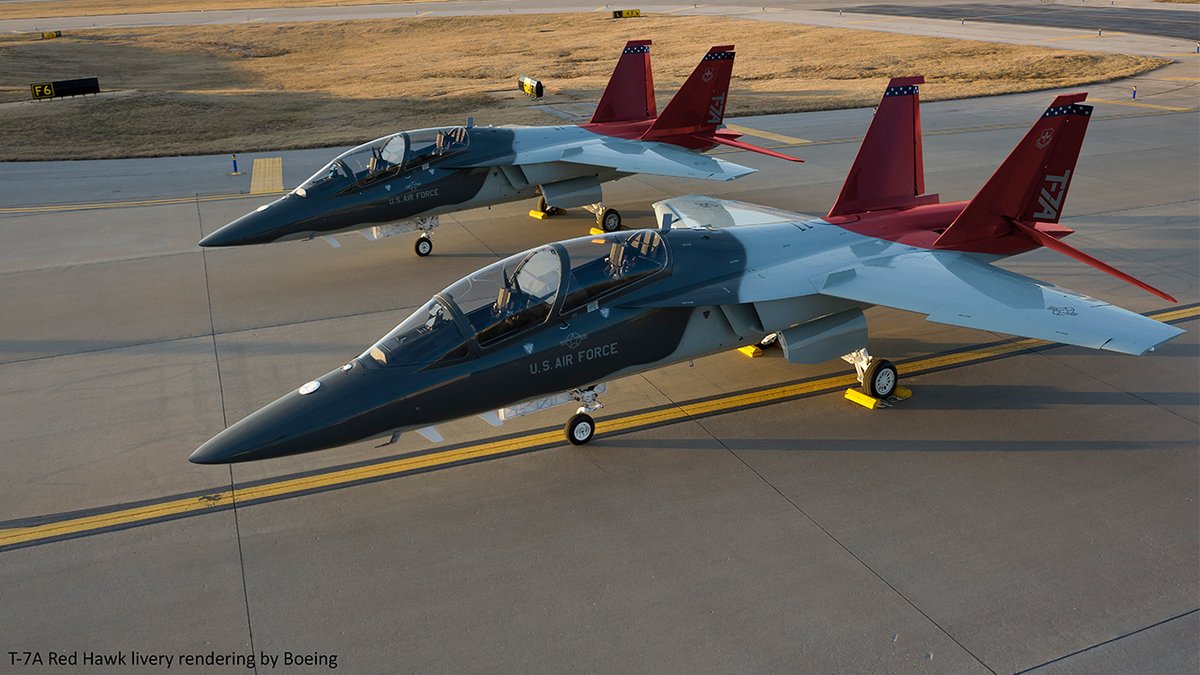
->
(633, 375, 997, 674)
(228, 465, 259, 675)
(1013, 607, 1200, 673)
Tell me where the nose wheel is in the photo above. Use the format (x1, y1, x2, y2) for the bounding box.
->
(414, 235, 433, 257)
(563, 385, 604, 444)
(565, 413, 595, 445)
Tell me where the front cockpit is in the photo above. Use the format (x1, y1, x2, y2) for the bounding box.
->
(293, 126, 472, 198)
(363, 230, 669, 369)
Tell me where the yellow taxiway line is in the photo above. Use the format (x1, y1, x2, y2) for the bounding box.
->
(0, 191, 286, 215)
(1, 304, 1194, 551)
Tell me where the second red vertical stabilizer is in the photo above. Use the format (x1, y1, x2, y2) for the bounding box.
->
(591, 40, 657, 124)
(828, 76, 934, 217)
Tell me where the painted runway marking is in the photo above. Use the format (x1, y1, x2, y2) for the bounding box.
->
(249, 156, 283, 194)
(1043, 31, 1125, 42)
(0, 305, 1194, 553)
(1089, 98, 1196, 112)
(0, 191, 285, 215)
(723, 123, 812, 146)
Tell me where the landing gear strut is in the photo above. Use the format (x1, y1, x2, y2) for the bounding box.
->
(584, 203, 621, 232)
(535, 196, 565, 217)
(564, 385, 604, 445)
(413, 215, 438, 257)
(842, 347, 898, 399)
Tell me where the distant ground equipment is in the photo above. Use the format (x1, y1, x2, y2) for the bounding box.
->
(517, 74, 543, 98)
(30, 77, 100, 100)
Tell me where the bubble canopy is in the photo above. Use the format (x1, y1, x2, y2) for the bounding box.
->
(363, 230, 669, 368)
(295, 126, 471, 196)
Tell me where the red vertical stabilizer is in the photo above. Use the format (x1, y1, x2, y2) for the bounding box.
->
(828, 76, 933, 217)
(591, 40, 656, 124)
(934, 94, 1092, 251)
(641, 45, 735, 140)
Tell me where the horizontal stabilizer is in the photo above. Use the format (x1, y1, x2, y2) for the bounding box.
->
(1010, 219, 1176, 302)
(696, 133, 804, 162)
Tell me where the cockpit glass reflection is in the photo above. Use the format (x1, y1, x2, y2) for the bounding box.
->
(561, 230, 667, 312)
(297, 127, 472, 196)
(367, 231, 670, 366)
(445, 246, 562, 346)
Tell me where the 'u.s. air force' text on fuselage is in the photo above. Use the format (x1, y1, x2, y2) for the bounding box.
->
(529, 339, 620, 375)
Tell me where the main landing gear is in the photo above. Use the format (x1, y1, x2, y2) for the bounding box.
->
(530, 196, 621, 233)
(842, 347, 899, 399)
(534, 196, 566, 217)
(584, 202, 622, 232)
(564, 385, 604, 445)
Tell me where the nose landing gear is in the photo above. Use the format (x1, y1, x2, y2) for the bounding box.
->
(564, 385, 604, 445)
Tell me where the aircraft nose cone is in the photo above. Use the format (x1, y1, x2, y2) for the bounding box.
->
(199, 196, 305, 247)
(189, 367, 400, 464)
(190, 379, 337, 464)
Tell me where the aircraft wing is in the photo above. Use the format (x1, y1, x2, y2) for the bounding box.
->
(514, 139, 756, 181)
(815, 249, 1183, 355)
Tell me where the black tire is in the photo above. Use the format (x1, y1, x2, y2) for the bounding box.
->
(599, 208, 621, 232)
(414, 236, 433, 257)
(864, 359, 898, 399)
(536, 195, 548, 213)
(565, 413, 595, 445)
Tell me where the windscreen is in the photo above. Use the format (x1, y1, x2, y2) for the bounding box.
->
(365, 299, 468, 368)
(297, 134, 404, 194)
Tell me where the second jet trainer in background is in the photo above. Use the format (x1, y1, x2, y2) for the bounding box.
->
(200, 41, 800, 256)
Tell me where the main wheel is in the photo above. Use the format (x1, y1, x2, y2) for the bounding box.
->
(565, 413, 595, 445)
(536, 196, 548, 213)
(863, 359, 898, 399)
(599, 208, 621, 232)
(414, 235, 433, 257)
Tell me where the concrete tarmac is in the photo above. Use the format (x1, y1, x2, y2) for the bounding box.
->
(0, 64, 1197, 675)
(840, 3, 1200, 41)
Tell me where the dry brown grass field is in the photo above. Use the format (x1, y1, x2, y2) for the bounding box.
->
(0, 14, 1168, 160)
(0, 0, 428, 21)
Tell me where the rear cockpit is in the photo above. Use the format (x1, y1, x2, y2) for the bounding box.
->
(363, 230, 668, 368)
